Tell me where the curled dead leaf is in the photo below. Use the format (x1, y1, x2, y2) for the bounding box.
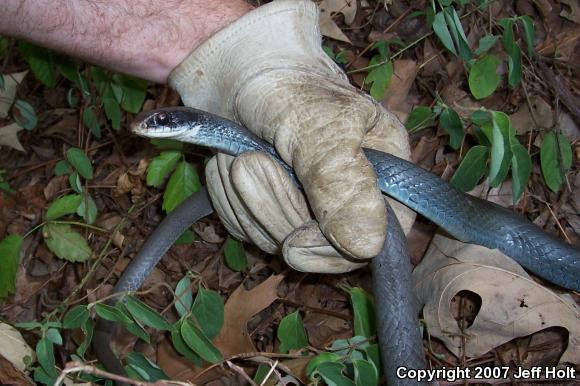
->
(413, 234, 580, 364)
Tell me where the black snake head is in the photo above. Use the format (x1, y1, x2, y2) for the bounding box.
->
(131, 106, 206, 140)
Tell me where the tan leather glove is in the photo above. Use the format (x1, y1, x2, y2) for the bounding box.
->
(206, 119, 415, 273)
(169, 0, 414, 268)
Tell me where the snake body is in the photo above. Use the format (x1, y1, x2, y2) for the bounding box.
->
(94, 106, 578, 385)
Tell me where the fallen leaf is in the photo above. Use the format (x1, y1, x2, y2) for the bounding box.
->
(0, 123, 25, 152)
(413, 234, 580, 364)
(0, 71, 27, 118)
(382, 59, 418, 120)
(318, 0, 352, 43)
(468, 180, 514, 208)
(0, 322, 35, 371)
(536, 28, 580, 59)
(319, 0, 357, 25)
(440, 84, 481, 119)
(560, 0, 580, 24)
(509, 95, 554, 135)
(214, 274, 285, 356)
(0, 353, 34, 386)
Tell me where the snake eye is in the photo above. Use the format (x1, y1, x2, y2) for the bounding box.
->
(157, 112, 168, 124)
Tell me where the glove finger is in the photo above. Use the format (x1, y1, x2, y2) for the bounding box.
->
(205, 155, 249, 243)
(230, 152, 311, 243)
(207, 154, 279, 253)
(283, 220, 367, 273)
(363, 107, 416, 234)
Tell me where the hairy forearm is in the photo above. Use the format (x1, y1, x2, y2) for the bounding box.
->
(0, 0, 253, 83)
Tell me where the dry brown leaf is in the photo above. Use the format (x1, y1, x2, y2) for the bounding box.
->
(382, 59, 418, 120)
(509, 95, 554, 135)
(214, 274, 285, 356)
(0, 71, 27, 118)
(560, 0, 580, 24)
(318, 0, 353, 43)
(319, 0, 357, 25)
(536, 28, 580, 58)
(0, 353, 34, 386)
(413, 234, 580, 364)
(440, 83, 481, 118)
(468, 180, 514, 208)
(0, 122, 25, 152)
(0, 323, 34, 372)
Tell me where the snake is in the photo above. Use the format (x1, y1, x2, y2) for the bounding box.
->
(94, 106, 579, 386)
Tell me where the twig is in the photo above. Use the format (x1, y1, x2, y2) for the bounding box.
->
(54, 361, 194, 386)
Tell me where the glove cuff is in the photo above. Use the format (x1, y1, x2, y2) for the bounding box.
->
(169, 0, 344, 118)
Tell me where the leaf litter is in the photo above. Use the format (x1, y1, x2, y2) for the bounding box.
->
(0, 0, 579, 384)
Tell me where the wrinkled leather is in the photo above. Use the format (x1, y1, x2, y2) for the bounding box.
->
(170, 0, 414, 270)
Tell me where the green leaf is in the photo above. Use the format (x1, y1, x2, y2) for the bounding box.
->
(306, 352, 342, 377)
(511, 143, 531, 202)
(112, 74, 147, 113)
(76, 318, 94, 357)
(83, 107, 101, 138)
(66, 88, 79, 108)
(365, 58, 393, 101)
(353, 359, 378, 386)
(278, 311, 308, 353)
(15, 321, 43, 330)
(405, 106, 436, 133)
(150, 139, 183, 150)
(54, 160, 72, 176)
(468, 55, 501, 99)
(470, 110, 491, 126)
(125, 320, 150, 343)
(363, 344, 381, 375)
(475, 35, 499, 56)
(18, 42, 57, 87)
(175, 229, 195, 245)
(46, 328, 63, 346)
(63, 305, 90, 329)
(317, 362, 356, 386)
(489, 112, 512, 187)
(68, 172, 83, 193)
(163, 161, 201, 213)
(445, 7, 472, 61)
(36, 338, 57, 377)
(174, 276, 193, 318)
(102, 85, 121, 130)
(519, 15, 535, 57)
(0, 234, 23, 298)
(55, 56, 80, 85)
(450, 145, 489, 191)
(180, 318, 223, 363)
(171, 321, 202, 363)
(66, 147, 93, 180)
(46, 194, 82, 220)
(126, 352, 169, 382)
(146, 151, 181, 188)
(439, 108, 464, 149)
(191, 288, 224, 339)
(76, 193, 98, 224)
(540, 132, 573, 192)
(349, 288, 375, 338)
(43, 224, 92, 262)
(432, 11, 457, 55)
(126, 296, 172, 331)
(500, 19, 516, 52)
(94, 303, 134, 325)
(223, 236, 247, 272)
(13, 99, 38, 130)
(506, 45, 522, 87)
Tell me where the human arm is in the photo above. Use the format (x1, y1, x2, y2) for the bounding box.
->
(0, 0, 253, 83)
